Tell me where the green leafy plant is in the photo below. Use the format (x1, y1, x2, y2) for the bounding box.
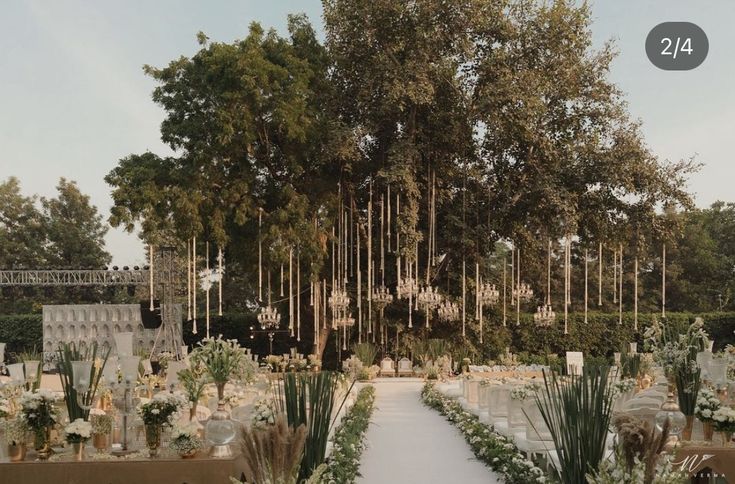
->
(190, 336, 253, 385)
(351, 343, 378, 368)
(277, 371, 355, 481)
(56, 341, 109, 421)
(536, 366, 616, 484)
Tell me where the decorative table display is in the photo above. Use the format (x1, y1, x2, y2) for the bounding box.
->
(169, 423, 203, 458)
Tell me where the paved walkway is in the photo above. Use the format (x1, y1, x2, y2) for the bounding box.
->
(357, 379, 502, 484)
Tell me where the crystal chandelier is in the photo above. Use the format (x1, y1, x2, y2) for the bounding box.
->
(479, 283, 500, 306)
(334, 310, 356, 328)
(257, 305, 280, 330)
(417, 285, 442, 309)
(513, 282, 534, 301)
(397, 276, 419, 299)
(328, 287, 350, 311)
(372, 285, 394, 310)
(437, 300, 459, 321)
(533, 304, 555, 327)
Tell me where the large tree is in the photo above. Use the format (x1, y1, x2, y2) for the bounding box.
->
(106, 1, 696, 359)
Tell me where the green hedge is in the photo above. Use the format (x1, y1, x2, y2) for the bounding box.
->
(0, 314, 43, 360)
(476, 311, 735, 360)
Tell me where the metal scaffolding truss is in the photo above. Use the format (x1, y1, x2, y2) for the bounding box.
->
(0, 269, 149, 286)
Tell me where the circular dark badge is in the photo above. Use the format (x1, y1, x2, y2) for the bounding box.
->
(646, 22, 708, 71)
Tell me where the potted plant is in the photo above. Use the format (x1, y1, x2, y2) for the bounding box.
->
(169, 423, 203, 458)
(712, 407, 735, 446)
(89, 408, 114, 452)
(64, 418, 92, 461)
(694, 388, 721, 441)
(19, 389, 59, 460)
(137, 392, 185, 457)
(3, 417, 28, 462)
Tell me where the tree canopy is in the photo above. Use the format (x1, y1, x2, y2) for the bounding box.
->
(105, 0, 698, 355)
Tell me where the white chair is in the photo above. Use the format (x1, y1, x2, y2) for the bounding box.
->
(507, 392, 527, 434)
(380, 357, 395, 377)
(397, 358, 414, 377)
(466, 380, 480, 408)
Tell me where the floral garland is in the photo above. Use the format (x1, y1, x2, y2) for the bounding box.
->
(319, 386, 376, 484)
(421, 383, 547, 484)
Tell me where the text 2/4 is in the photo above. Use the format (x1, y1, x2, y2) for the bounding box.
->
(660, 37, 693, 59)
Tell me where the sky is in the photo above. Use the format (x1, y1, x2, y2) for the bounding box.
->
(1, 0, 733, 265)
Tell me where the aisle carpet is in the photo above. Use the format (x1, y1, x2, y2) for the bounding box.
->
(357, 379, 502, 484)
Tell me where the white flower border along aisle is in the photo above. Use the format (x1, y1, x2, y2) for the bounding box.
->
(308, 385, 376, 484)
(421, 383, 547, 484)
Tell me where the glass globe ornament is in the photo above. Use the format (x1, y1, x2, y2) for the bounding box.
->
(206, 402, 237, 458)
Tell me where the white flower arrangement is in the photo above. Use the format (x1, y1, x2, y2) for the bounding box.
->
(510, 382, 542, 401)
(190, 336, 254, 385)
(0, 397, 11, 418)
(137, 391, 186, 427)
(307, 354, 322, 368)
(614, 379, 638, 395)
(3, 416, 28, 446)
(694, 388, 721, 422)
(19, 389, 60, 432)
(64, 418, 92, 443)
(712, 406, 735, 433)
(89, 408, 114, 434)
(169, 423, 203, 455)
(250, 397, 276, 429)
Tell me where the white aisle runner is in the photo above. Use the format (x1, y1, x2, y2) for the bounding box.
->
(357, 379, 503, 484)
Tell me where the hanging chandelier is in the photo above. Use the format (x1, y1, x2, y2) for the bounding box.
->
(533, 304, 556, 327)
(513, 282, 534, 301)
(417, 285, 442, 308)
(479, 283, 500, 306)
(328, 287, 350, 311)
(334, 310, 356, 328)
(397, 276, 419, 299)
(437, 300, 459, 321)
(257, 305, 281, 330)
(372, 285, 394, 310)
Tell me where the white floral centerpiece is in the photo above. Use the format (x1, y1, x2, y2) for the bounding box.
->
(190, 336, 254, 400)
(614, 379, 638, 395)
(137, 391, 186, 457)
(64, 418, 92, 443)
(169, 423, 203, 458)
(510, 382, 541, 401)
(19, 388, 60, 459)
(3, 416, 28, 446)
(694, 389, 721, 422)
(712, 407, 735, 432)
(89, 408, 113, 435)
(251, 397, 276, 429)
(0, 397, 11, 419)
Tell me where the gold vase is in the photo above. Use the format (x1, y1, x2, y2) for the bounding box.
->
(682, 415, 694, 441)
(8, 443, 27, 462)
(703, 422, 715, 442)
(34, 427, 52, 460)
(93, 433, 110, 453)
(144, 424, 162, 458)
(721, 430, 733, 447)
(71, 441, 85, 461)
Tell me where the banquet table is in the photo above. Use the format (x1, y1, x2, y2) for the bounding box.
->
(0, 451, 247, 484)
(674, 445, 735, 482)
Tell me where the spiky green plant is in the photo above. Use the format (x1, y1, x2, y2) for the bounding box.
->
(352, 342, 378, 367)
(277, 371, 355, 481)
(56, 342, 109, 421)
(535, 366, 616, 484)
(426, 338, 449, 362)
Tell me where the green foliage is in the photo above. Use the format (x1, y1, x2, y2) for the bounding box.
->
(320, 386, 375, 484)
(351, 343, 378, 367)
(279, 372, 354, 481)
(0, 314, 42, 357)
(536, 367, 616, 484)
